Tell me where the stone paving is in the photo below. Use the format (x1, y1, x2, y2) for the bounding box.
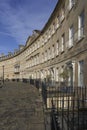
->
(0, 82, 45, 130)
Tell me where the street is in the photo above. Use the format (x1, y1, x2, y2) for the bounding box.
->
(0, 82, 45, 130)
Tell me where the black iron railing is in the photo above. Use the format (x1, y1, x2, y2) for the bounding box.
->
(41, 83, 87, 130)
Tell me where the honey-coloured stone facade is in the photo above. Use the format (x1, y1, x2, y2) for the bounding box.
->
(0, 0, 87, 87)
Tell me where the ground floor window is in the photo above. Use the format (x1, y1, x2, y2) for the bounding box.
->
(78, 60, 84, 87)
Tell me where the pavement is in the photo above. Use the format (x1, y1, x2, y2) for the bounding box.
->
(0, 81, 45, 130)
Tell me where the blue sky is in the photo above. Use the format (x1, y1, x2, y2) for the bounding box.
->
(0, 0, 58, 55)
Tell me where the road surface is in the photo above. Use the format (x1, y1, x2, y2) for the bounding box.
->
(0, 82, 45, 130)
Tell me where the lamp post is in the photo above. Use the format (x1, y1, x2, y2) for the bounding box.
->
(2, 65, 4, 84)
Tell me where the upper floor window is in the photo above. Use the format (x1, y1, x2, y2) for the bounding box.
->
(69, 0, 75, 11)
(48, 28, 51, 39)
(61, 33, 65, 52)
(36, 55, 39, 64)
(52, 23, 55, 35)
(52, 45, 55, 58)
(44, 34, 47, 43)
(32, 58, 34, 66)
(33, 57, 35, 66)
(30, 47, 31, 54)
(32, 45, 34, 52)
(56, 40, 59, 55)
(37, 54, 39, 64)
(34, 43, 36, 50)
(35, 42, 38, 50)
(42, 36, 45, 46)
(14, 64, 20, 74)
(42, 53, 44, 63)
(54, 21, 57, 31)
(78, 11, 84, 40)
(57, 15, 60, 28)
(69, 25, 74, 48)
(61, 5, 65, 22)
(30, 58, 32, 66)
(37, 40, 40, 48)
(48, 48, 51, 60)
(45, 50, 47, 61)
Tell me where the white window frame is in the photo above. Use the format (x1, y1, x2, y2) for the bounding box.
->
(52, 23, 55, 35)
(78, 11, 84, 40)
(57, 15, 60, 28)
(69, 0, 75, 11)
(61, 7, 65, 22)
(56, 41, 59, 55)
(48, 28, 51, 39)
(69, 25, 74, 48)
(61, 34, 65, 52)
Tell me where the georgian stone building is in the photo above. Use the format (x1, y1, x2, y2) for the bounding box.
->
(0, 0, 87, 87)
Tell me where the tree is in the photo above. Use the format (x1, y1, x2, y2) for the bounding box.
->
(59, 67, 69, 85)
(46, 74, 51, 83)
